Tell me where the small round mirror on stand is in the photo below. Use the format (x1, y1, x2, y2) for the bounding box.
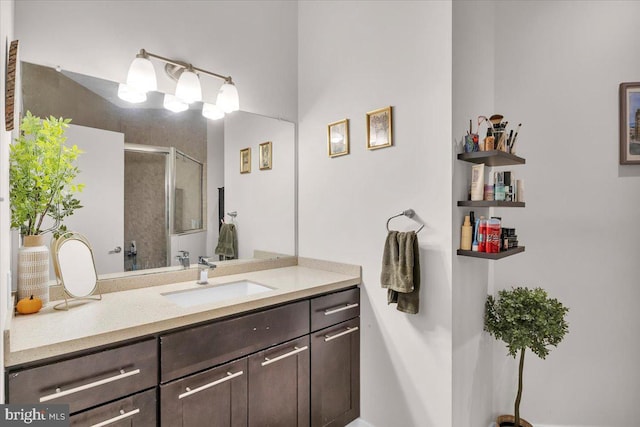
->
(52, 232, 101, 310)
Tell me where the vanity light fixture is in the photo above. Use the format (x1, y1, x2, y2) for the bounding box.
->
(120, 48, 239, 120)
(163, 94, 189, 113)
(117, 83, 147, 104)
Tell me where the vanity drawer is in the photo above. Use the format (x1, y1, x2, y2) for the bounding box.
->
(8, 339, 157, 414)
(310, 288, 360, 332)
(161, 300, 309, 382)
(70, 388, 156, 426)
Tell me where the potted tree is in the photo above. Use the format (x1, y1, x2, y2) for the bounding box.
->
(10, 111, 83, 305)
(485, 287, 569, 427)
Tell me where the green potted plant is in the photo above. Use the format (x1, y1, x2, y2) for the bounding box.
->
(485, 287, 569, 427)
(10, 111, 83, 304)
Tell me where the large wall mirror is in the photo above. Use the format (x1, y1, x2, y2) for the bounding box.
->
(18, 62, 296, 279)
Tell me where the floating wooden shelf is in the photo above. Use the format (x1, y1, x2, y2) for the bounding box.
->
(457, 150, 525, 166)
(457, 200, 525, 208)
(457, 246, 525, 259)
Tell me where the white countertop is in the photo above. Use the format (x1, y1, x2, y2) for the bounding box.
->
(5, 263, 360, 367)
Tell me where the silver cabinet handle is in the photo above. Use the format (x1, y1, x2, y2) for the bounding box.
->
(179, 371, 244, 400)
(39, 368, 141, 402)
(108, 246, 122, 254)
(261, 346, 308, 367)
(324, 303, 359, 315)
(90, 408, 140, 427)
(324, 326, 359, 342)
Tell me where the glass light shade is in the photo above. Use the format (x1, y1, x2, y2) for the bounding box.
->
(216, 82, 239, 113)
(175, 70, 202, 104)
(117, 83, 147, 103)
(126, 56, 157, 93)
(202, 103, 225, 120)
(163, 94, 188, 113)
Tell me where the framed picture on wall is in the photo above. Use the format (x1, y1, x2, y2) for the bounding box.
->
(619, 82, 640, 164)
(366, 106, 393, 150)
(259, 141, 272, 170)
(327, 119, 350, 157)
(240, 147, 251, 173)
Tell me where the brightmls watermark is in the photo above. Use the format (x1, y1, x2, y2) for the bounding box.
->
(0, 405, 69, 426)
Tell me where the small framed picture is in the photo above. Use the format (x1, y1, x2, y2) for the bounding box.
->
(327, 119, 349, 157)
(619, 82, 640, 164)
(259, 141, 272, 170)
(240, 147, 251, 173)
(366, 106, 393, 150)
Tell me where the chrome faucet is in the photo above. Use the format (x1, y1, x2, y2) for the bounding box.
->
(176, 250, 190, 269)
(197, 256, 217, 284)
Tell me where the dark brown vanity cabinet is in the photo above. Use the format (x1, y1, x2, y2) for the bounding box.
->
(159, 300, 311, 427)
(310, 288, 361, 427)
(6, 286, 361, 427)
(248, 335, 310, 427)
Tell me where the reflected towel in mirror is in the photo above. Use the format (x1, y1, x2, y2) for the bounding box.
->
(380, 230, 420, 314)
(215, 223, 238, 259)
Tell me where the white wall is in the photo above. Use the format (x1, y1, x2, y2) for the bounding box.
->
(492, 2, 640, 425)
(298, 2, 453, 426)
(64, 125, 125, 275)
(452, 2, 495, 426)
(0, 0, 15, 405)
(14, 0, 298, 122)
(224, 112, 295, 259)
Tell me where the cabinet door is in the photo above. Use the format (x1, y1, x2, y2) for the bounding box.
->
(248, 336, 310, 427)
(70, 388, 156, 426)
(311, 318, 360, 427)
(160, 358, 247, 427)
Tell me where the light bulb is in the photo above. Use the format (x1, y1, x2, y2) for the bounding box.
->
(163, 94, 188, 113)
(175, 69, 202, 104)
(216, 81, 239, 113)
(202, 103, 225, 120)
(117, 83, 147, 103)
(126, 56, 157, 93)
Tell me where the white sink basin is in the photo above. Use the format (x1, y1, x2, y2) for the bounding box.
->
(162, 280, 274, 308)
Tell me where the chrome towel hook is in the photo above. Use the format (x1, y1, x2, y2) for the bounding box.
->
(386, 209, 425, 233)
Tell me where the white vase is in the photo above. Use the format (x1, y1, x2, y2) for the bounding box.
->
(18, 234, 50, 305)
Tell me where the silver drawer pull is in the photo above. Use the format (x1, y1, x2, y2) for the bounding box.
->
(39, 368, 141, 403)
(179, 371, 244, 399)
(324, 326, 359, 342)
(324, 303, 359, 316)
(261, 346, 308, 367)
(90, 408, 140, 427)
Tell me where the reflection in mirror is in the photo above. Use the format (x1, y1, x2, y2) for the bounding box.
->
(19, 62, 296, 280)
(175, 151, 204, 234)
(52, 232, 101, 310)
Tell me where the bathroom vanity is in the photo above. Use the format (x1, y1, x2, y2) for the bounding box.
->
(4, 258, 361, 427)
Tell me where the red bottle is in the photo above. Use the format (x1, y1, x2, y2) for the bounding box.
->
(478, 217, 487, 252)
(487, 218, 501, 253)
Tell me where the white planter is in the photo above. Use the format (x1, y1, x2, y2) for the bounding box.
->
(17, 234, 50, 305)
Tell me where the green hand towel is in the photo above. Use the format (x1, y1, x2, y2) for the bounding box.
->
(380, 230, 421, 314)
(215, 223, 238, 259)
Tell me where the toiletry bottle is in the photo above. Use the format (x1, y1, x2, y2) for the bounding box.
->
(460, 216, 472, 250)
(487, 218, 501, 253)
(478, 216, 487, 252)
(472, 218, 479, 251)
(484, 127, 494, 151)
(469, 211, 476, 240)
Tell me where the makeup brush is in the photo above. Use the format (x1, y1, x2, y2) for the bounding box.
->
(510, 123, 522, 154)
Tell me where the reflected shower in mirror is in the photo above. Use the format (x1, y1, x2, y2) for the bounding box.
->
(19, 62, 295, 279)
